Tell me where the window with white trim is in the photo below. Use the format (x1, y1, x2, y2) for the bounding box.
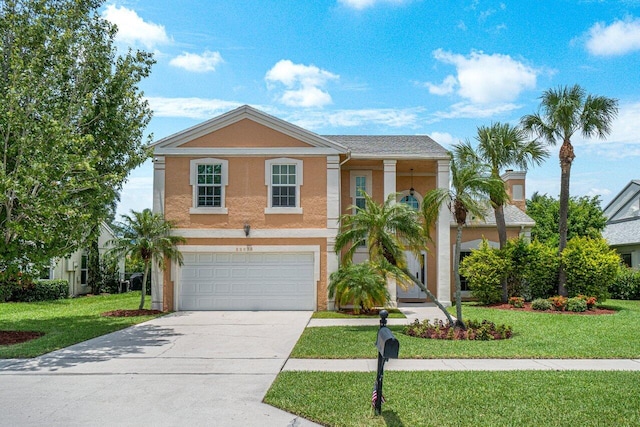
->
(265, 158, 303, 214)
(350, 171, 372, 214)
(189, 158, 229, 214)
(355, 176, 367, 210)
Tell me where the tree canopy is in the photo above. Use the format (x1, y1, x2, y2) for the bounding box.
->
(526, 192, 607, 247)
(0, 0, 154, 273)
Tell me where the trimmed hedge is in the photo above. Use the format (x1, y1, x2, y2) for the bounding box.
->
(10, 279, 69, 302)
(562, 237, 618, 302)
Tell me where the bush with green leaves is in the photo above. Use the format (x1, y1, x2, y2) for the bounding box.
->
(567, 297, 587, 312)
(502, 238, 559, 301)
(10, 279, 69, 302)
(404, 318, 512, 340)
(610, 266, 640, 300)
(531, 298, 552, 311)
(562, 237, 619, 301)
(459, 239, 507, 305)
(328, 262, 389, 314)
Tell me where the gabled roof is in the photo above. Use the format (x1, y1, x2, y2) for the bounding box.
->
(603, 180, 640, 222)
(152, 105, 348, 154)
(603, 220, 640, 246)
(324, 135, 449, 160)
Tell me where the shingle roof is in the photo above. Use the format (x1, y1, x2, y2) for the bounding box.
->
(603, 219, 640, 246)
(447, 204, 535, 227)
(323, 135, 449, 159)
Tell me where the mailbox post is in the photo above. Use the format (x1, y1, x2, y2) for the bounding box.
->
(373, 309, 399, 415)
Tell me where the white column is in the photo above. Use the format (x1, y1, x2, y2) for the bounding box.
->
(326, 155, 341, 311)
(152, 156, 165, 215)
(436, 159, 452, 306)
(151, 155, 166, 311)
(383, 159, 398, 305)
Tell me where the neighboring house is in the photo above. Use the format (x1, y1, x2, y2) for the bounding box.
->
(150, 105, 534, 311)
(603, 180, 640, 269)
(44, 222, 125, 296)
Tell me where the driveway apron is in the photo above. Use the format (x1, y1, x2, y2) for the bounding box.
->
(0, 311, 320, 427)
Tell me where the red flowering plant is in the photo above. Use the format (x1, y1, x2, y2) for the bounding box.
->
(508, 296, 525, 308)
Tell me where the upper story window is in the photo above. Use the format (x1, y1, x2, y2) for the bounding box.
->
(189, 158, 229, 214)
(400, 194, 420, 210)
(350, 171, 372, 214)
(265, 158, 303, 214)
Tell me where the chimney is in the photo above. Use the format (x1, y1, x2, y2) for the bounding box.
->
(501, 170, 526, 211)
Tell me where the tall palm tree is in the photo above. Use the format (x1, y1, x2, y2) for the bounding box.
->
(521, 84, 618, 295)
(109, 209, 185, 310)
(335, 191, 455, 325)
(457, 122, 548, 248)
(422, 151, 505, 326)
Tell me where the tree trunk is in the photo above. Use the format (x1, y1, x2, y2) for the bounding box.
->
(87, 236, 101, 295)
(139, 262, 150, 310)
(453, 224, 466, 329)
(401, 268, 456, 326)
(557, 138, 575, 297)
(493, 202, 509, 303)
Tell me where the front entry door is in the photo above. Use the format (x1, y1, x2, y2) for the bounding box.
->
(397, 251, 426, 299)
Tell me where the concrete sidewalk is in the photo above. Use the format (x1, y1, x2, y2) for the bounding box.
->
(291, 303, 640, 373)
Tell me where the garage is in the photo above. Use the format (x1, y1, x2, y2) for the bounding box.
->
(178, 251, 316, 310)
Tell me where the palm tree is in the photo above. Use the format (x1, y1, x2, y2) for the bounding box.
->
(335, 191, 455, 325)
(457, 122, 548, 249)
(522, 84, 618, 296)
(109, 209, 185, 310)
(422, 151, 505, 326)
(329, 262, 388, 314)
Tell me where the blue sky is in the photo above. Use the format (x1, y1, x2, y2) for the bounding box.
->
(103, 0, 640, 218)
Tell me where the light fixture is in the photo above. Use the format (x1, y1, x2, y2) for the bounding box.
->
(409, 168, 415, 196)
(243, 223, 250, 237)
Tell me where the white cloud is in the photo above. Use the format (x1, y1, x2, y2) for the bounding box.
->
(574, 102, 640, 147)
(338, 0, 408, 10)
(102, 5, 170, 49)
(169, 50, 224, 72)
(433, 102, 522, 119)
(426, 75, 457, 96)
(586, 17, 640, 56)
(265, 60, 339, 108)
(428, 132, 458, 148)
(146, 97, 243, 119)
(429, 49, 538, 104)
(283, 108, 423, 130)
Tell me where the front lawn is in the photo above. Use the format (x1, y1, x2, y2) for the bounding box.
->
(312, 308, 405, 319)
(0, 292, 166, 358)
(265, 371, 640, 427)
(291, 300, 640, 359)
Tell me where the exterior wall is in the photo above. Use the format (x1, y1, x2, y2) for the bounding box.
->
(181, 118, 312, 148)
(502, 170, 527, 212)
(162, 237, 328, 311)
(164, 156, 328, 229)
(612, 244, 640, 269)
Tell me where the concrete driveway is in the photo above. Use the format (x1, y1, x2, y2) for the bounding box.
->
(0, 311, 320, 427)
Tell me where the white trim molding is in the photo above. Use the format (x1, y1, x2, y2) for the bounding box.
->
(264, 157, 303, 214)
(152, 156, 165, 215)
(383, 160, 397, 203)
(436, 159, 452, 306)
(172, 228, 335, 239)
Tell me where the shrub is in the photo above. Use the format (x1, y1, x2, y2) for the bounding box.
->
(328, 262, 388, 314)
(549, 295, 568, 311)
(609, 266, 640, 300)
(459, 239, 507, 305)
(404, 318, 512, 341)
(576, 294, 597, 310)
(508, 296, 524, 308)
(531, 298, 552, 311)
(562, 237, 618, 302)
(523, 241, 559, 300)
(10, 279, 69, 302)
(567, 297, 587, 312)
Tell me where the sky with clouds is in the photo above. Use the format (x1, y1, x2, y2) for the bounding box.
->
(102, 0, 640, 218)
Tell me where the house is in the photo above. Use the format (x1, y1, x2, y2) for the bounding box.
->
(44, 222, 125, 296)
(602, 180, 640, 269)
(150, 105, 533, 311)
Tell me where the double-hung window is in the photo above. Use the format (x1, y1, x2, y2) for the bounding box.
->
(189, 158, 228, 214)
(265, 158, 303, 214)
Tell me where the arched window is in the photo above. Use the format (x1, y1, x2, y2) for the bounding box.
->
(400, 194, 420, 210)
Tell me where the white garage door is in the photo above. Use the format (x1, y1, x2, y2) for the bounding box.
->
(179, 252, 315, 310)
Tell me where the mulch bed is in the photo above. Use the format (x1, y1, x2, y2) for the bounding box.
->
(101, 309, 163, 317)
(488, 302, 616, 315)
(0, 330, 44, 346)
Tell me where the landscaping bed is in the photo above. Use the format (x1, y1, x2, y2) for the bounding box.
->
(488, 302, 616, 315)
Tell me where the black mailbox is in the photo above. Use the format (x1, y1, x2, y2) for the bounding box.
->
(376, 326, 399, 359)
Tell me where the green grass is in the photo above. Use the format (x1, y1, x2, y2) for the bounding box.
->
(312, 308, 405, 319)
(291, 300, 640, 359)
(265, 371, 640, 427)
(0, 292, 166, 358)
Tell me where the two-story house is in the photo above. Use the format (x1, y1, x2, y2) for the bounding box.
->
(150, 105, 533, 311)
